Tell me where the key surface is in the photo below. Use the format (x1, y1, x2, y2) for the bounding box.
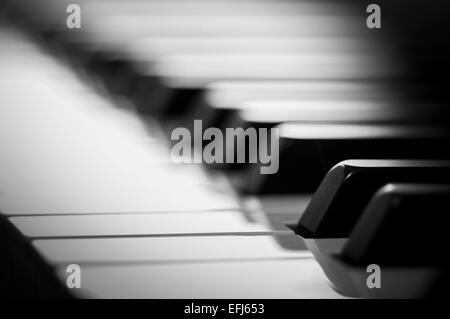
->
(236, 99, 448, 125)
(244, 195, 312, 227)
(55, 259, 343, 298)
(130, 36, 371, 59)
(130, 51, 394, 116)
(10, 211, 287, 238)
(343, 183, 450, 265)
(243, 123, 450, 194)
(297, 160, 450, 238)
(34, 234, 308, 264)
(187, 81, 394, 128)
(0, 28, 239, 215)
(201, 81, 392, 109)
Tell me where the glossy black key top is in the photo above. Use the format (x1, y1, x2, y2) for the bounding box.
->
(296, 160, 450, 238)
(343, 183, 450, 265)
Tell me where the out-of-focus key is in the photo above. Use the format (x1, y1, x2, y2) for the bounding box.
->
(187, 81, 394, 128)
(131, 52, 394, 115)
(0, 28, 239, 215)
(243, 123, 450, 194)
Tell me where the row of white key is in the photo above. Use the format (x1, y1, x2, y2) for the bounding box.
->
(0, 26, 342, 298)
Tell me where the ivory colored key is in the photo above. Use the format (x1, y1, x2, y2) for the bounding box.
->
(29, 0, 362, 85)
(10, 211, 288, 238)
(85, 12, 358, 42)
(33, 234, 308, 264)
(0, 30, 239, 215)
(129, 36, 371, 59)
(55, 259, 343, 298)
(235, 99, 449, 126)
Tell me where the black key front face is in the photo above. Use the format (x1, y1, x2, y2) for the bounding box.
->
(342, 183, 450, 266)
(243, 124, 450, 195)
(296, 160, 450, 238)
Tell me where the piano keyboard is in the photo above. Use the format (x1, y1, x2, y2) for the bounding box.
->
(0, 0, 448, 298)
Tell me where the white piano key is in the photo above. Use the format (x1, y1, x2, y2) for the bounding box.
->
(238, 99, 419, 123)
(34, 235, 308, 264)
(0, 175, 239, 214)
(244, 195, 312, 225)
(23, 0, 347, 27)
(56, 259, 343, 298)
(0, 175, 238, 215)
(88, 14, 358, 42)
(149, 53, 395, 88)
(279, 123, 448, 140)
(31, 0, 365, 61)
(84, 1, 344, 16)
(37, 0, 358, 62)
(127, 36, 373, 61)
(0, 31, 239, 216)
(204, 81, 393, 110)
(11, 210, 287, 238)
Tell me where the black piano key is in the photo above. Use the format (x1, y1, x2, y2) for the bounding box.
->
(342, 183, 450, 266)
(243, 123, 450, 194)
(296, 160, 450, 238)
(304, 183, 450, 298)
(187, 82, 449, 175)
(174, 81, 396, 166)
(0, 214, 71, 298)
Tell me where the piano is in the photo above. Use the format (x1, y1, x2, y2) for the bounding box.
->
(0, 0, 449, 298)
